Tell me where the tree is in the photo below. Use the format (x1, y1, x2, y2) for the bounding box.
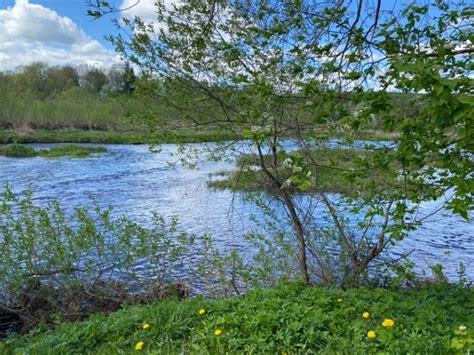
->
(43, 65, 79, 94)
(89, 0, 473, 287)
(103, 63, 137, 94)
(81, 67, 108, 93)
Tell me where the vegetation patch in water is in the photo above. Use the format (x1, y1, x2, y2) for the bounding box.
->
(208, 148, 398, 195)
(0, 143, 107, 158)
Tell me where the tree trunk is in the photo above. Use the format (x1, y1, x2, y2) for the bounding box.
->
(256, 144, 310, 284)
(282, 193, 310, 285)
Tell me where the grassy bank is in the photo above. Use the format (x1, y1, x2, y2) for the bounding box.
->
(1, 282, 472, 354)
(0, 129, 243, 144)
(0, 143, 107, 158)
(0, 128, 398, 145)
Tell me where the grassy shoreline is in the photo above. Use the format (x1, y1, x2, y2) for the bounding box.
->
(0, 129, 398, 145)
(0, 129, 243, 145)
(1, 282, 472, 353)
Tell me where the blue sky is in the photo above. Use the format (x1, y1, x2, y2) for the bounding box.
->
(0, 0, 438, 72)
(1, 0, 116, 46)
(0, 0, 125, 70)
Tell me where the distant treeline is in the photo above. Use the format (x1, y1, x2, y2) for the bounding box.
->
(0, 62, 137, 131)
(0, 62, 419, 134)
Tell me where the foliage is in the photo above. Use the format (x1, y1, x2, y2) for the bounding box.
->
(0, 63, 135, 131)
(88, 0, 473, 287)
(208, 147, 399, 195)
(378, 3, 473, 219)
(1, 282, 472, 354)
(0, 187, 195, 333)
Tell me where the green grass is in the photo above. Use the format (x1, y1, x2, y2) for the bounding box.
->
(0, 129, 243, 144)
(1, 282, 472, 354)
(0, 87, 131, 131)
(0, 126, 398, 145)
(0, 143, 107, 158)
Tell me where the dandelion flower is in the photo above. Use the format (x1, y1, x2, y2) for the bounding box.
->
(214, 328, 222, 336)
(142, 323, 150, 330)
(198, 308, 206, 315)
(382, 318, 394, 327)
(362, 312, 370, 319)
(367, 330, 376, 338)
(337, 298, 342, 302)
(135, 341, 144, 350)
(459, 325, 467, 331)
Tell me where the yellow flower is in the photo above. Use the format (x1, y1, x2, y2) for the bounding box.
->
(362, 311, 370, 319)
(459, 325, 467, 331)
(214, 328, 222, 336)
(367, 330, 376, 338)
(198, 308, 206, 315)
(282, 352, 288, 355)
(134, 341, 144, 350)
(382, 318, 394, 327)
(337, 298, 342, 302)
(142, 323, 150, 330)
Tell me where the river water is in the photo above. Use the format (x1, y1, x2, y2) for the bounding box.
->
(0, 143, 472, 282)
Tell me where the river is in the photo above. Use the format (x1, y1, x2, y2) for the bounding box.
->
(1, 142, 472, 282)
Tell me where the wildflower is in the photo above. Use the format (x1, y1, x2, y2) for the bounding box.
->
(214, 328, 222, 336)
(382, 318, 394, 328)
(362, 312, 370, 319)
(337, 298, 342, 302)
(142, 323, 150, 330)
(367, 330, 376, 338)
(198, 308, 206, 315)
(135, 341, 144, 350)
(459, 325, 467, 331)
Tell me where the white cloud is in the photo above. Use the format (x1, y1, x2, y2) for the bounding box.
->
(0, 0, 120, 70)
(120, 0, 159, 22)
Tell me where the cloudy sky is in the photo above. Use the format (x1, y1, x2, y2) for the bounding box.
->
(0, 0, 151, 71)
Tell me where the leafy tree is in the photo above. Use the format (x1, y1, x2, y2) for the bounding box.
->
(43, 65, 79, 94)
(81, 66, 108, 93)
(89, 0, 473, 287)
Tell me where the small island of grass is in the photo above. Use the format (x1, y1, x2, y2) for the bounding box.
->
(0, 143, 107, 158)
(208, 148, 398, 195)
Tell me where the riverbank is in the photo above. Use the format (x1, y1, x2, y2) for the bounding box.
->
(0, 129, 243, 144)
(1, 282, 472, 353)
(0, 128, 398, 145)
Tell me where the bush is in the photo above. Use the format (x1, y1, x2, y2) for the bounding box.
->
(0, 187, 195, 334)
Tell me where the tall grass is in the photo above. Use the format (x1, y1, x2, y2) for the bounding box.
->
(0, 87, 131, 131)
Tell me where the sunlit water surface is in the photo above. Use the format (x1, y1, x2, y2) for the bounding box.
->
(1, 143, 472, 283)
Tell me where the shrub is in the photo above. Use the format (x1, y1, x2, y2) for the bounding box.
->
(0, 186, 195, 334)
